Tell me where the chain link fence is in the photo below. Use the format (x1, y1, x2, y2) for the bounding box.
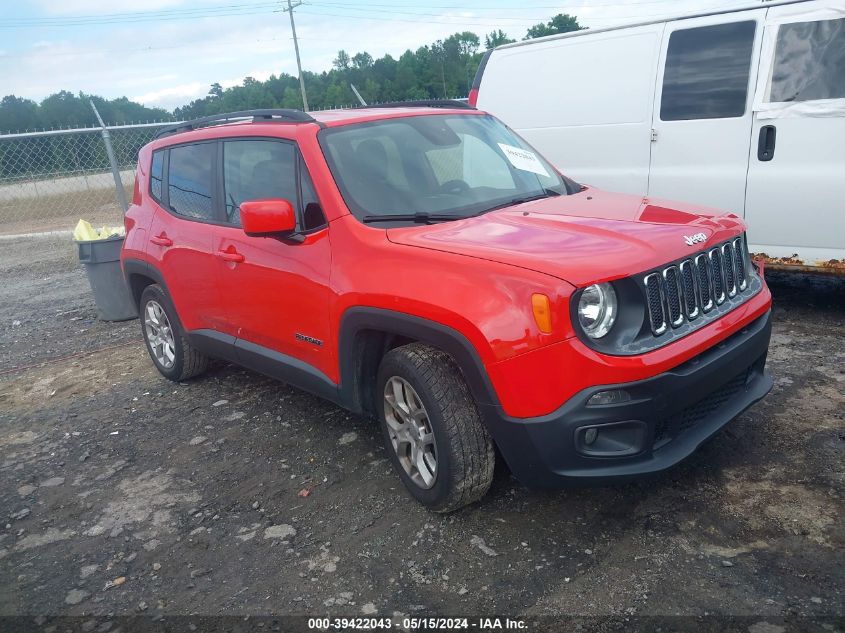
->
(0, 121, 178, 236)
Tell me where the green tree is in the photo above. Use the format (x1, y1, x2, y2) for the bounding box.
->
(485, 29, 515, 49)
(333, 50, 351, 71)
(0, 95, 39, 131)
(352, 52, 373, 69)
(524, 13, 583, 40)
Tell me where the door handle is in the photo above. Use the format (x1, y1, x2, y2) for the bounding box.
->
(757, 125, 776, 162)
(216, 248, 245, 263)
(150, 233, 173, 247)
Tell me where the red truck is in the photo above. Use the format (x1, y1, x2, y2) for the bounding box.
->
(121, 102, 773, 512)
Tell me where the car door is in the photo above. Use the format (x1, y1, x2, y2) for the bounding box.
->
(146, 141, 221, 332)
(212, 138, 333, 378)
(648, 11, 765, 214)
(744, 4, 845, 265)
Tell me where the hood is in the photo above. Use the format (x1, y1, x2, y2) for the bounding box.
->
(386, 188, 746, 287)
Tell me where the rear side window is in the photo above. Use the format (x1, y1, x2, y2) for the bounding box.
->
(223, 140, 298, 226)
(660, 21, 756, 121)
(167, 143, 215, 220)
(769, 18, 845, 103)
(150, 150, 164, 202)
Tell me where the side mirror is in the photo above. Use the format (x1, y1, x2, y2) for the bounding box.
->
(240, 199, 297, 236)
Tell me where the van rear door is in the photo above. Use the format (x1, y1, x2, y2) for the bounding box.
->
(744, 3, 845, 268)
(647, 10, 765, 214)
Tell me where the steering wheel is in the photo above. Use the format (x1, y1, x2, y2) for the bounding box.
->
(437, 179, 470, 195)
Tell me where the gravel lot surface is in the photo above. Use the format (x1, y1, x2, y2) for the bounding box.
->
(1, 236, 842, 631)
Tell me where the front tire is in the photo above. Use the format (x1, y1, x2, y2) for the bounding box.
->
(376, 343, 495, 512)
(140, 284, 208, 382)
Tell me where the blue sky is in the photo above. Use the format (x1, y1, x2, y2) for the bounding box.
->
(1, 0, 754, 111)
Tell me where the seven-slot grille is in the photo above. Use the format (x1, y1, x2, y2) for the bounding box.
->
(644, 237, 750, 336)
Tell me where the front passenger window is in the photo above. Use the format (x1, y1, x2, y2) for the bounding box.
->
(223, 140, 298, 226)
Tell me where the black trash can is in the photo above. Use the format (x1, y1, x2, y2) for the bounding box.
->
(76, 236, 138, 322)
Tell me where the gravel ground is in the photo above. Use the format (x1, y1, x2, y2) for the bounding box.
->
(0, 236, 842, 631)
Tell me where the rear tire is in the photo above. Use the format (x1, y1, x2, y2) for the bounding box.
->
(376, 343, 495, 512)
(140, 284, 208, 382)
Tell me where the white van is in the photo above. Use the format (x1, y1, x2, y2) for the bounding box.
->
(471, 0, 845, 275)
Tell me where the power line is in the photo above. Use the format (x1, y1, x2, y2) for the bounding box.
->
(0, 37, 288, 60)
(0, 0, 748, 27)
(311, 0, 689, 9)
(0, 2, 280, 23)
(0, 5, 282, 28)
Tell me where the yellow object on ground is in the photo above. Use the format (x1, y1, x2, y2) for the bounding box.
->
(73, 219, 125, 241)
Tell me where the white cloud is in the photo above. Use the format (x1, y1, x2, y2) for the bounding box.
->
(131, 81, 207, 106)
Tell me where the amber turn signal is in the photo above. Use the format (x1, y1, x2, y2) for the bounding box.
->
(531, 293, 552, 334)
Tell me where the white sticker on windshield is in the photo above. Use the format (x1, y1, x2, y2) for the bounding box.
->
(497, 143, 549, 177)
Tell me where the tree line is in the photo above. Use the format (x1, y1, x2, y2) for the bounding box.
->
(0, 13, 582, 134)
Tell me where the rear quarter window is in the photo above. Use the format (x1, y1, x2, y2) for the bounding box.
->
(150, 150, 164, 203)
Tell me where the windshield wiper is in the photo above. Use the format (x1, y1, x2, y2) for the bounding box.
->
(362, 212, 466, 224)
(477, 188, 562, 215)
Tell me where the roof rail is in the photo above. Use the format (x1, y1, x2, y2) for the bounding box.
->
(356, 99, 475, 111)
(153, 109, 317, 139)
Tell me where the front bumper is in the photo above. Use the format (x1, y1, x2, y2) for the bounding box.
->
(479, 310, 773, 488)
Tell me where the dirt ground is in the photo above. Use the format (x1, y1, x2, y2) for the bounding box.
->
(0, 236, 842, 630)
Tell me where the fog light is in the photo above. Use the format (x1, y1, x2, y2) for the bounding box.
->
(587, 389, 631, 406)
(584, 427, 598, 445)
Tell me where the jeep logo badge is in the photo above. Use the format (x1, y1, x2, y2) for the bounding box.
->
(684, 232, 707, 246)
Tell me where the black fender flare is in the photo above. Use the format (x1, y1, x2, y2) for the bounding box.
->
(337, 307, 501, 416)
(122, 258, 179, 309)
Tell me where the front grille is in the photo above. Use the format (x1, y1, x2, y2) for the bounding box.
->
(679, 260, 699, 319)
(663, 266, 683, 327)
(710, 247, 726, 304)
(653, 368, 750, 447)
(644, 236, 751, 336)
(722, 243, 736, 297)
(644, 273, 666, 335)
(733, 237, 747, 291)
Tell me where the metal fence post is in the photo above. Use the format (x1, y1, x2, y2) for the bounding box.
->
(89, 100, 128, 213)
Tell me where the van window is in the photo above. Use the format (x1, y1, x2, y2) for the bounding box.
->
(150, 150, 164, 202)
(660, 21, 756, 121)
(223, 140, 297, 226)
(769, 18, 845, 103)
(168, 143, 215, 220)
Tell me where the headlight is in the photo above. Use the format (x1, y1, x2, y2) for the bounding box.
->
(577, 283, 617, 339)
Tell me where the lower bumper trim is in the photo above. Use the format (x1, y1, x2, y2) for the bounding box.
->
(481, 310, 773, 488)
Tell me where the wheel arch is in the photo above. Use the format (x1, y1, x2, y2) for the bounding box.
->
(337, 307, 500, 419)
(122, 258, 170, 308)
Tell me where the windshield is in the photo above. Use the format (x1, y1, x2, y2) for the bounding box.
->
(319, 114, 574, 223)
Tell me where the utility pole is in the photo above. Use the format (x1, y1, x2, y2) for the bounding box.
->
(282, 0, 309, 111)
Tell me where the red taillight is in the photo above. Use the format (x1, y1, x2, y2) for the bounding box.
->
(468, 88, 479, 107)
(131, 166, 142, 205)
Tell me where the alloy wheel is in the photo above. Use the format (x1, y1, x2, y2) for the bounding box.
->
(144, 299, 176, 370)
(383, 376, 438, 489)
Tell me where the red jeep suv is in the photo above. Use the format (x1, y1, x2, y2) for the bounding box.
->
(121, 101, 773, 512)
